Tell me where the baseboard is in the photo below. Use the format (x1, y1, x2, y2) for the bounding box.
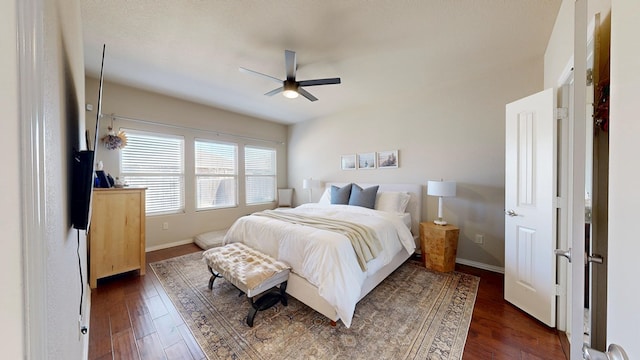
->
(146, 238, 194, 252)
(456, 258, 505, 274)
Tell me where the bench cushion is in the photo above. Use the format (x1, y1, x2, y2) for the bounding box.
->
(203, 242, 290, 297)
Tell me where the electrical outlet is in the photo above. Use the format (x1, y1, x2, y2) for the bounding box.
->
(474, 234, 484, 244)
(162, 222, 169, 230)
(78, 316, 87, 340)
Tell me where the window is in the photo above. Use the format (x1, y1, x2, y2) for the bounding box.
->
(120, 130, 185, 215)
(195, 139, 238, 210)
(245, 146, 276, 205)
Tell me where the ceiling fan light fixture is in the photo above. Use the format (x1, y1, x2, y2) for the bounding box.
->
(241, 50, 341, 102)
(283, 89, 299, 99)
(283, 82, 299, 99)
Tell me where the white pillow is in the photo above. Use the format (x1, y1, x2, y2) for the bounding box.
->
(375, 191, 411, 213)
(318, 188, 331, 204)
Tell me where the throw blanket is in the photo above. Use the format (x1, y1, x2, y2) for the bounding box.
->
(253, 210, 382, 271)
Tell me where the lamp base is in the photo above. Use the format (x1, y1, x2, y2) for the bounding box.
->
(433, 219, 448, 226)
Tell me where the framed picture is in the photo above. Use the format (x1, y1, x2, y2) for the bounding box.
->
(341, 154, 356, 170)
(377, 150, 399, 168)
(357, 152, 376, 169)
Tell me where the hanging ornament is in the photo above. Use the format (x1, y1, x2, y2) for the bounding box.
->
(101, 116, 128, 150)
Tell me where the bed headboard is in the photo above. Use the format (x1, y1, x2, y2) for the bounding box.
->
(325, 182, 423, 237)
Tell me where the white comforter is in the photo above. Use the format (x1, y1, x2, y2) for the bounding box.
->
(223, 203, 415, 328)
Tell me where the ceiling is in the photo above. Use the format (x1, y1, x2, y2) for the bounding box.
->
(81, 1, 561, 125)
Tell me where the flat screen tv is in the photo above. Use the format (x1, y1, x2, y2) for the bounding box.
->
(71, 44, 105, 230)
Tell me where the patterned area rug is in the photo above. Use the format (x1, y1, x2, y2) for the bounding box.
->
(151, 252, 479, 360)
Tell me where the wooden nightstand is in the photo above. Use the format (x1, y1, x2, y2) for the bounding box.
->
(420, 222, 459, 272)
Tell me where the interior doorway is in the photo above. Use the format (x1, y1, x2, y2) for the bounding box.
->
(585, 11, 610, 352)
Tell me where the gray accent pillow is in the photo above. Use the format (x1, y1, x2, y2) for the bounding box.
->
(349, 184, 379, 209)
(331, 184, 353, 204)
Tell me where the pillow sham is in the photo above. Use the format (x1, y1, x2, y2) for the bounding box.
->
(348, 184, 379, 209)
(375, 191, 411, 213)
(331, 183, 353, 204)
(318, 188, 331, 204)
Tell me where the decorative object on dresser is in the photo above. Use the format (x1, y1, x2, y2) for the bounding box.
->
(426, 179, 457, 225)
(89, 187, 146, 288)
(420, 222, 460, 272)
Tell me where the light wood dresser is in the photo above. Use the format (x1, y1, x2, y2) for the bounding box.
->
(89, 187, 146, 288)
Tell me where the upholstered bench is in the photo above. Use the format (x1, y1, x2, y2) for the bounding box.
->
(202, 242, 290, 327)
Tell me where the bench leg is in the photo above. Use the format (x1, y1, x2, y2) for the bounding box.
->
(207, 266, 223, 290)
(245, 281, 289, 327)
(279, 281, 288, 306)
(247, 298, 258, 327)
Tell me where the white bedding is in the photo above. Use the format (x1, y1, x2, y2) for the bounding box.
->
(223, 203, 415, 328)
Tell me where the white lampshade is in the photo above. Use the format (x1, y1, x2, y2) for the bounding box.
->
(427, 180, 457, 197)
(427, 180, 457, 225)
(302, 178, 320, 202)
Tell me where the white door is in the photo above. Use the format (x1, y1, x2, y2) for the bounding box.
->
(504, 88, 556, 327)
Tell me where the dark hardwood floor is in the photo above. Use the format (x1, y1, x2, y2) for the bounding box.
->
(88, 244, 568, 359)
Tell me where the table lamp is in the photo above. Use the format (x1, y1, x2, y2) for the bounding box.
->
(427, 180, 457, 225)
(302, 178, 313, 202)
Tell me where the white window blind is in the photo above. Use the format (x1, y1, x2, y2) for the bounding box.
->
(245, 146, 276, 205)
(195, 139, 238, 210)
(120, 129, 185, 215)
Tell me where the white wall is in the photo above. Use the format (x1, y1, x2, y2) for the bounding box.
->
(4, 0, 89, 358)
(85, 78, 289, 250)
(43, 0, 91, 357)
(1, 0, 25, 358)
(288, 57, 544, 269)
(607, 0, 640, 355)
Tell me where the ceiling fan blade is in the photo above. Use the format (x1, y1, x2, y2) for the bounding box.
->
(265, 86, 284, 96)
(285, 50, 297, 80)
(298, 77, 342, 87)
(239, 67, 283, 84)
(297, 87, 318, 102)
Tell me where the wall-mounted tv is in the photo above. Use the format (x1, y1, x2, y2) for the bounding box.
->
(71, 44, 105, 230)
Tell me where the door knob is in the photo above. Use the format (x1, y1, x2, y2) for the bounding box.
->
(505, 209, 519, 217)
(554, 248, 572, 262)
(584, 343, 629, 360)
(586, 253, 604, 265)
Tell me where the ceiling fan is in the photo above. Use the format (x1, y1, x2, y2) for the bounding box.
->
(240, 50, 341, 102)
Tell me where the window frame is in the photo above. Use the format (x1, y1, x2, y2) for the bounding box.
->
(119, 128, 185, 216)
(194, 138, 239, 211)
(244, 145, 277, 206)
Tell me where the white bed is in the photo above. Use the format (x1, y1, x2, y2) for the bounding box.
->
(223, 182, 422, 327)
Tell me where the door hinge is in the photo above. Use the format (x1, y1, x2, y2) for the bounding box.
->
(587, 68, 593, 86)
(555, 284, 563, 296)
(554, 196, 567, 208)
(555, 107, 568, 120)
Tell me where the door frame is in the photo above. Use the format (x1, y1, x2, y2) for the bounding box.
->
(18, 0, 48, 358)
(569, 0, 588, 358)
